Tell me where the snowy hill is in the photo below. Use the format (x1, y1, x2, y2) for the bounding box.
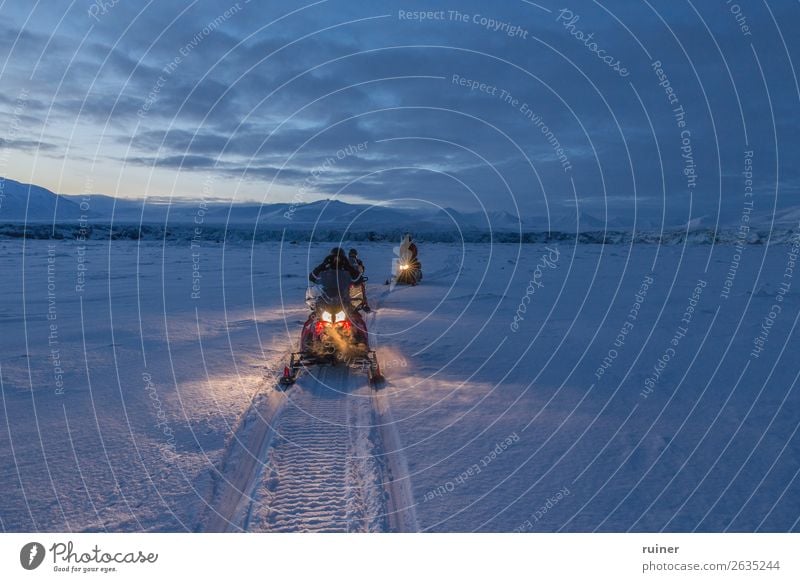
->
(0, 177, 525, 233)
(430, 207, 522, 231)
(4, 178, 800, 240)
(0, 177, 83, 221)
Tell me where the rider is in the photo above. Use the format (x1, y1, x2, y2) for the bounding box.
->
(348, 248, 371, 312)
(407, 234, 417, 260)
(299, 247, 369, 351)
(309, 247, 363, 308)
(310, 247, 361, 280)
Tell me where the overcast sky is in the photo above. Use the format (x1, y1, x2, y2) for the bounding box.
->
(1, 0, 798, 223)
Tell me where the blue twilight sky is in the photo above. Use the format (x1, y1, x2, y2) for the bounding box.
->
(0, 0, 798, 223)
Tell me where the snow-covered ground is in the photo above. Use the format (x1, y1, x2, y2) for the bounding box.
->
(1, 237, 799, 532)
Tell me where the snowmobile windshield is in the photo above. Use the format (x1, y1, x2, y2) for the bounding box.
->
(317, 269, 352, 306)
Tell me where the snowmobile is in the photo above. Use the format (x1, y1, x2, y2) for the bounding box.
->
(395, 258, 422, 286)
(280, 269, 383, 386)
(389, 235, 422, 286)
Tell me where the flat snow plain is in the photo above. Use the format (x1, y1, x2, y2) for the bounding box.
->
(1, 237, 798, 532)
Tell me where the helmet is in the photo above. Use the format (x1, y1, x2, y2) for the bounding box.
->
(348, 248, 358, 257)
(330, 246, 345, 257)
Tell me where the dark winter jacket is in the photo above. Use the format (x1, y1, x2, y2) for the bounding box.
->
(311, 255, 361, 281)
(350, 256, 365, 275)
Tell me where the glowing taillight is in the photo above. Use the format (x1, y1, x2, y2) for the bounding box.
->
(315, 321, 326, 334)
(341, 320, 351, 331)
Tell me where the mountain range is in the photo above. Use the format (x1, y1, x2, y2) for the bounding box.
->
(1, 176, 796, 233)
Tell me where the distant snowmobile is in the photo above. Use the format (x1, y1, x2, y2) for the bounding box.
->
(281, 268, 382, 386)
(391, 233, 422, 286)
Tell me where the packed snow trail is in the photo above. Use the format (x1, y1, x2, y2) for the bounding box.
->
(243, 367, 387, 532)
(198, 279, 418, 532)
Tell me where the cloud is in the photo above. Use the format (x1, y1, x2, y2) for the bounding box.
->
(0, 0, 797, 220)
(0, 138, 58, 152)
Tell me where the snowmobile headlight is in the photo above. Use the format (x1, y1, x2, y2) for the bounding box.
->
(321, 311, 333, 323)
(335, 310, 346, 323)
(400, 263, 409, 270)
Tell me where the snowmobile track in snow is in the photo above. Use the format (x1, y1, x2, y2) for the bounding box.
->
(200, 381, 288, 533)
(243, 366, 385, 532)
(200, 364, 417, 532)
(372, 386, 419, 533)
